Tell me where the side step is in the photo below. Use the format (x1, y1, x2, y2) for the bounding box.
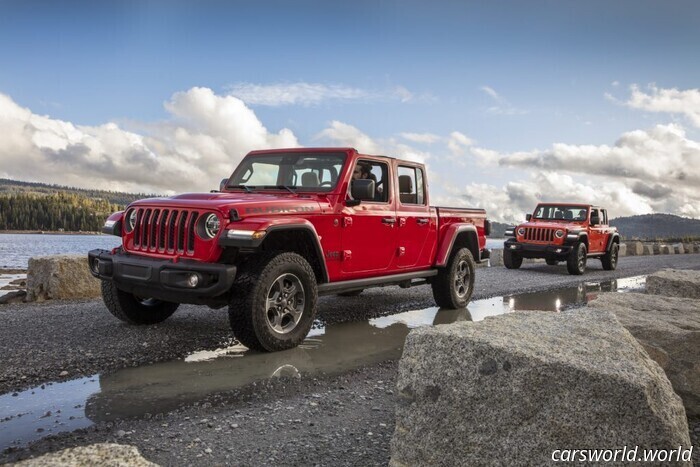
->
(317, 270, 438, 296)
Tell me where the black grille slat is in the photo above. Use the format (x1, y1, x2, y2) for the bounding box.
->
(157, 210, 169, 251)
(167, 210, 178, 252)
(187, 212, 198, 253)
(141, 209, 152, 249)
(150, 209, 160, 249)
(177, 211, 188, 253)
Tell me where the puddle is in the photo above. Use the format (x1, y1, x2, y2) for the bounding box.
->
(0, 275, 645, 451)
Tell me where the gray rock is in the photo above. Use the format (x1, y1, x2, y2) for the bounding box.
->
(489, 249, 504, 267)
(26, 255, 100, 302)
(646, 268, 700, 299)
(673, 243, 685, 255)
(0, 290, 26, 305)
(588, 292, 700, 417)
(14, 443, 157, 466)
(684, 243, 695, 254)
(625, 241, 643, 256)
(643, 244, 654, 256)
(617, 243, 627, 256)
(391, 309, 690, 467)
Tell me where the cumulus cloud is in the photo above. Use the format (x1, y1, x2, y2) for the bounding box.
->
(399, 132, 441, 144)
(227, 82, 425, 106)
(620, 84, 700, 128)
(316, 121, 430, 163)
(0, 88, 298, 193)
(447, 131, 474, 156)
(480, 85, 528, 116)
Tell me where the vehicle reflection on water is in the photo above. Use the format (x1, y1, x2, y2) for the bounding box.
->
(0, 275, 645, 450)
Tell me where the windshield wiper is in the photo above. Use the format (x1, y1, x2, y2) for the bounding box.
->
(228, 184, 255, 193)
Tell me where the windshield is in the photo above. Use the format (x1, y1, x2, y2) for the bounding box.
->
(226, 152, 346, 192)
(533, 205, 588, 222)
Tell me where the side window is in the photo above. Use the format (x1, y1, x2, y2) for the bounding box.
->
(398, 166, 425, 205)
(355, 159, 389, 203)
(602, 209, 608, 225)
(591, 208, 600, 224)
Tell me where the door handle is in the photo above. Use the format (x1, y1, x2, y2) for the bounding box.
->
(416, 218, 429, 225)
(382, 217, 397, 225)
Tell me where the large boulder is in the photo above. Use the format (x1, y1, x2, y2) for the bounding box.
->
(646, 269, 700, 299)
(625, 241, 643, 256)
(673, 243, 685, 255)
(642, 244, 654, 255)
(14, 443, 156, 466)
(489, 249, 504, 267)
(617, 243, 627, 256)
(391, 309, 691, 467)
(588, 292, 700, 417)
(26, 255, 100, 301)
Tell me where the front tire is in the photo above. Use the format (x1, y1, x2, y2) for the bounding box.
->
(229, 252, 318, 352)
(100, 280, 179, 324)
(602, 243, 619, 271)
(503, 249, 523, 269)
(567, 242, 587, 275)
(432, 248, 475, 309)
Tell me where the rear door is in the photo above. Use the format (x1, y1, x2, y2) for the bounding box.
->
(396, 164, 435, 268)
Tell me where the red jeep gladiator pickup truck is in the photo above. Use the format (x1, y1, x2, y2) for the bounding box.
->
(503, 203, 619, 275)
(89, 148, 490, 351)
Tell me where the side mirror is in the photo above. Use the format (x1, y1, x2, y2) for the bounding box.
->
(590, 213, 600, 225)
(219, 178, 228, 192)
(526, 214, 532, 221)
(350, 179, 375, 203)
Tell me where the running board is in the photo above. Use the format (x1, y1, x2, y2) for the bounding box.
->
(318, 270, 438, 296)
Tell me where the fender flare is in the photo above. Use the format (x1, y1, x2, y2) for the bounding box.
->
(219, 219, 329, 283)
(605, 233, 620, 252)
(435, 224, 480, 267)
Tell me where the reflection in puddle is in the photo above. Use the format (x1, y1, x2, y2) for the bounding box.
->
(0, 377, 99, 451)
(0, 275, 646, 451)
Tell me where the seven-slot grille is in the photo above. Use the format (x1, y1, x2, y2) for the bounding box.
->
(131, 208, 199, 255)
(523, 227, 557, 242)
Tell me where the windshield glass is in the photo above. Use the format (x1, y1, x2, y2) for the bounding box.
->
(533, 205, 588, 221)
(227, 152, 346, 192)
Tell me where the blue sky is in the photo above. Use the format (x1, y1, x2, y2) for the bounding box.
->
(1, 1, 699, 221)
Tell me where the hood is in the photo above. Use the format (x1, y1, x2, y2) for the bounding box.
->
(130, 192, 326, 218)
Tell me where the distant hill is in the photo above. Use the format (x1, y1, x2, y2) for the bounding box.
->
(0, 179, 157, 232)
(489, 214, 700, 241)
(610, 214, 700, 241)
(0, 178, 152, 206)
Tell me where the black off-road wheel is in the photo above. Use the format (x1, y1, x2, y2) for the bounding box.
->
(602, 243, 619, 271)
(229, 251, 318, 352)
(100, 280, 179, 324)
(432, 247, 475, 309)
(567, 242, 587, 275)
(546, 259, 558, 266)
(503, 249, 523, 269)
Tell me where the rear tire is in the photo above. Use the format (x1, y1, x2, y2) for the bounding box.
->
(546, 259, 558, 266)
(567, 242, 587, 275)
(602, 243, 619, 271)
(229, 252, 317, 352)
(100, 280, 179, 325)
(503, 249, 523, 269)
(432, 248, 475, 309)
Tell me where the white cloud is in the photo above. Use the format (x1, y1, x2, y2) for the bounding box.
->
(621, 84, 700, 128)
(480, 85, 527, 115)
(447, 131, 474, 156)
(400, 132, 440, 144)
(611, 81, 620, 87)
(0, 88, 298, 193)
(227, 82, 426, 106)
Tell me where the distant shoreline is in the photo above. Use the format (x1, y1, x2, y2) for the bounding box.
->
(0, 230, 103, 236)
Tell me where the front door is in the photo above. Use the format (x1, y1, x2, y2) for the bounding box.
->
(341, 160, 398, 278)
(588, 208, 606, 253)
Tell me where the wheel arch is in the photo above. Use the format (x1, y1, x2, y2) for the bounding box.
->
(436, 225, 480, 267)
(605, 233, 620, 252)
(259, 224, 329, 284)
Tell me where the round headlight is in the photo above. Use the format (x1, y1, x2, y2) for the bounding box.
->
(517, 227, 526, 236)
(204, 213, 221, 238)
(126, 209, 137, 232)
(555, 229, 565, 238)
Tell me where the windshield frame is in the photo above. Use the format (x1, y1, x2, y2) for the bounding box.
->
(532, 205, 590, 222)
(225, 152, 348, 193)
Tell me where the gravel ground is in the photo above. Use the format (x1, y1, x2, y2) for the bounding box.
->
(1, 254, 700, 465)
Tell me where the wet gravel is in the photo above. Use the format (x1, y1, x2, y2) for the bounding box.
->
(1, 254, 700, 465)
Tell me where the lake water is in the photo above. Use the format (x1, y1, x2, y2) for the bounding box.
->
(0, 234, 121, 269)
(0, 234, 506, 270)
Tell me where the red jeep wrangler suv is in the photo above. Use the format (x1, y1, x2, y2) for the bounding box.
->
(89, 148, 490, 351)
(503, 203, 619, 275)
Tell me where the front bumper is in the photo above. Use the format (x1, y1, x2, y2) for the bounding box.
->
(503, 239, 573, 260)
(88, 249, 237, 304)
